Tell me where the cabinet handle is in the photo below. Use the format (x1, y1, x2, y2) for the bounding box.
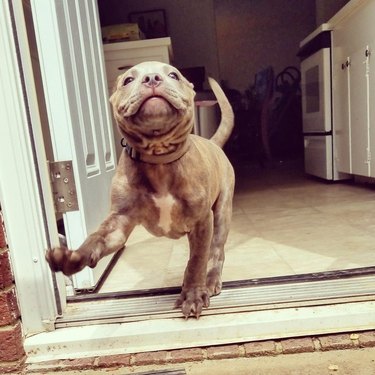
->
(345, 60, 350, 67)
(341, 63, 346, 70)
(365, 49, 371, 57)
(117, 65, 133, 71)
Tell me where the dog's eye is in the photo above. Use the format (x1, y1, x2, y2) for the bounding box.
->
(168, 72, 179, 80)
(123, 76, 134, 86)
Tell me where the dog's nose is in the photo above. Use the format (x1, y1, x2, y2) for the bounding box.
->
(142, 73, 163, 87)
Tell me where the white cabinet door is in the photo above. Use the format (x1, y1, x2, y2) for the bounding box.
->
(370, 48, 375, 177)
(332, 12, 355, 175)
(332, 0, 375, 178)
(31, 0, 117, 290)
(332, 51, 351, 174)
(350, 46, 370, 177)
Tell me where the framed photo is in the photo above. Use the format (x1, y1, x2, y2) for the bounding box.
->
(129, 9, 168, 39)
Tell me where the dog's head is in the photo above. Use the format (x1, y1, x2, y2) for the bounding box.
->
(110, 61, 196, 158)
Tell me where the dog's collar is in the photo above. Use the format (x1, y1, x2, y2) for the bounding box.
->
(120, 138, 190, 164)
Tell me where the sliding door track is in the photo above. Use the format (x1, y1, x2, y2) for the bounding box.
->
(56, 267, 375, 328)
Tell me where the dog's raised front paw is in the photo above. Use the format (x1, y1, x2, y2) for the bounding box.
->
(45, 247, 88, 276)
(175, 286, 210, 319)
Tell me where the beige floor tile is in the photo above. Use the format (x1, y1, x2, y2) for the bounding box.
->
(98, 162, 375, 294)
(223, 238, 294, 280)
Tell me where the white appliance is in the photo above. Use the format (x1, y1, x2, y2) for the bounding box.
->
(299, 26, 347, 180)
(194, 100, 219, 139)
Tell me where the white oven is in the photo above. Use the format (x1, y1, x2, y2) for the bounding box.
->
(301, 48, 332, 134)
(299, 28, 347, 180)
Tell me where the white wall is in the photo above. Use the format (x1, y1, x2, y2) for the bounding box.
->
(214, 0, 316, 92)
(98, 0, 349, 94)
(315, 0, 350, 25)
(98, 0, 220, 80)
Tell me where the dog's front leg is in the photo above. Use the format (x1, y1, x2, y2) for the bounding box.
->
(46, 213, 134, 276)
(175, 211, 213, 319)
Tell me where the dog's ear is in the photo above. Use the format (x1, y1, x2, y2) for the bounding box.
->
(175, 68, 194, 90)
(179, 75, 194, 90)
(112, 74, 122, 92)
(109, 74, 123, 104)
(185, 79, 196, 100)
(109, 92, 115, 105)
(109, 89, 116, 105)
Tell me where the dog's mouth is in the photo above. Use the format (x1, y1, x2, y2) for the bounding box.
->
(137, 95, 175, 117)
(126, 94, 180, 136)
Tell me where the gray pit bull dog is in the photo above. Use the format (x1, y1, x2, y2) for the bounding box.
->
(46, 61, 235, 318)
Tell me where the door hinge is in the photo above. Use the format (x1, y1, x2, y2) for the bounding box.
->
(49, 161, 79, 213)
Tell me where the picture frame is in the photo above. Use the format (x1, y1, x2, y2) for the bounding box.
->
(129, 9, 168, 39)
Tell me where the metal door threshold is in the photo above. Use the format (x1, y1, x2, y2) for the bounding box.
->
(56, 275, 375, 328)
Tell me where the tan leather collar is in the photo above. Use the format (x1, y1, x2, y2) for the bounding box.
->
(121, 137, 190, 164)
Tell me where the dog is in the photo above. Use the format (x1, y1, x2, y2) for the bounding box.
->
(46, 61, 235, 318)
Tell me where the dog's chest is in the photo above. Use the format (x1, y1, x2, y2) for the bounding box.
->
(142, 190, 197, 239)
(151, 193, 176, 234)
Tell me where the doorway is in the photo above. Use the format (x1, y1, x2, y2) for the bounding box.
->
(10, 0, 375, 335)
(91, 0, 375, 298)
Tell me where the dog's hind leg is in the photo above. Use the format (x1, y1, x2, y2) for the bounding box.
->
(206, 187, 234, 297)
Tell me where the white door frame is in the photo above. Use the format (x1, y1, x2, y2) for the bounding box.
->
(0, 0, 65, 335)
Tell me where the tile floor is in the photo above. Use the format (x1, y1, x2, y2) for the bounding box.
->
(99, 160, 375, 293)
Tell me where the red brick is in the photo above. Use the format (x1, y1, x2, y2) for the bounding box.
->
(132, 351, 168, 366)
(0, 219, 6, 248)
(206, 344, 241, 360)
(96, 353, 131, 368)
(318, 333, 354, 351)
(25, 359, 64, 372)
(358, 331, 375, 348)
(0, 250, 13, 290)
(27, 357, 95, 372)
(0, 288, 20, 326)
(280, 337, 315, 354)
(59, 357, 96, 370)
(0, 358, 26, 374)
(169, 348, 204, 363)
(0, 322, 25, 361)
(244, 340, 277, 357)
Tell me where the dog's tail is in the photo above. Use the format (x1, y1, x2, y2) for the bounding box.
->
(208, 77, 234, 148)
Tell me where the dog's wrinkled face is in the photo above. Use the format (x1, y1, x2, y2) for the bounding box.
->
(110, 62, 195, 146)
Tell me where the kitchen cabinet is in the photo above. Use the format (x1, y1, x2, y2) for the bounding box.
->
(332, 0, 375, 177)
(103, 38, 172, 159)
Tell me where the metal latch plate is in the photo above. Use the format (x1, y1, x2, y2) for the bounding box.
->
(49, 161, 79, 213)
